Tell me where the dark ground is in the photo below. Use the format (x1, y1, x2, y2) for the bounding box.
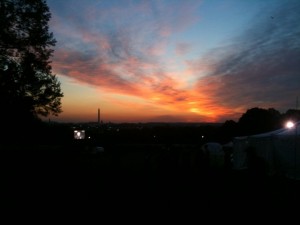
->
(2, 142, 300, 217)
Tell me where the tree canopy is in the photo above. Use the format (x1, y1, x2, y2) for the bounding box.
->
(0, 0, 63, 127)
(221, 107, 300, 140)
(238, 107, 281, 135)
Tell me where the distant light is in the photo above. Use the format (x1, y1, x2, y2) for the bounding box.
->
(74, 130, 85, 139)
(286, 121, 295, 129)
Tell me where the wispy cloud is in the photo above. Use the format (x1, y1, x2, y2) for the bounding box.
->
(191, 0, 300, 118)
(49, 0, 210, 120)
(48, 0, 300, 122)
(175, 43, 191, 55)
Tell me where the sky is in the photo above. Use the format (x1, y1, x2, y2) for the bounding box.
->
(46, 0, 300, 123)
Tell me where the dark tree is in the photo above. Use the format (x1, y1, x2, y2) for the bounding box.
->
(282, 109, 300, 124)
(0, 0, 63, 128)
(238, 107, 281, 136)
(219, 120, 238, 143)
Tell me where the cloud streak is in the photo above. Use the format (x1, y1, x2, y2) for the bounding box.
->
(49, 0, 215, 121)
(48, 0, 300, 122)
(192, 0, 300, 119)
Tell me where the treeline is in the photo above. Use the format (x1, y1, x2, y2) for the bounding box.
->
(219, 107, 300, 143)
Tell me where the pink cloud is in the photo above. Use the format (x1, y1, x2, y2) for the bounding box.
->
(50, 0, 242, 122)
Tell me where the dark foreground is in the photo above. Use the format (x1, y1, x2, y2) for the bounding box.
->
(2, 143, 300, 217)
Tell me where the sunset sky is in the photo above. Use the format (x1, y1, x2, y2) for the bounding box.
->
(47, 0, 300, 123)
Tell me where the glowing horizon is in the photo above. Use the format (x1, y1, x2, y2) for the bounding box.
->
(47, 0, 300, 123)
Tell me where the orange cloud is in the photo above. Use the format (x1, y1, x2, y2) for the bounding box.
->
(52, 0, 300, 123)
(53, 44, 239, 122)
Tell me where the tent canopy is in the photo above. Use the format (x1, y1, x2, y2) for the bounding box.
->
(232, 121, 300, 180)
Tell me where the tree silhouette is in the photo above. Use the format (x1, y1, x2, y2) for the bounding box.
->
(219, 120, 238, 143)
(238, 107, 281, 135)
(0, 0, 63, 127)
(282, 109, 300, 123)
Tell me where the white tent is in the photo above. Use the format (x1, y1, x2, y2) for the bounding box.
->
(232, 122, 300, 180)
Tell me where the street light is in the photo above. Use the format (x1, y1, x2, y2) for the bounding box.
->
(286, 121, 295, 129)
